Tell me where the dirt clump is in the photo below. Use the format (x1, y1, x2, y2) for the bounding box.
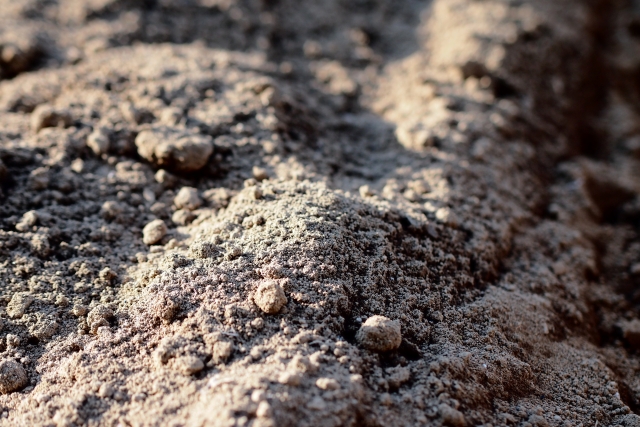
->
(356, 316, 402, 352)
(0, 360, 28, 394)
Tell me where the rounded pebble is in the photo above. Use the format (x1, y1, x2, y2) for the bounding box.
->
(253, 280, 287, 314)
(143, 219, 168, 245)
(0, 360, 28, 394)
(135, 127, 213, 172)
(356, 315, 402, 352)
(177, 355, 204, 375)
(30, 105, 72, 132)
(316, 377, 340, 390)
(174, 187, 202, 211)
(87, 129, 110, 155)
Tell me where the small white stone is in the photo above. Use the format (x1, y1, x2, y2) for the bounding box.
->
(277, 371, 301, 386)
(16, 211, 38, 232)
(356, 315, 402, 352)
(251, 390, 266, 402)
(70, 158, 85, 173)
(253, 280, 287, 314)
(315, 377, 340, 390)
(87, 129, 110, 155)
(174, 187, 202, 211)
(143, 219, 167, 245)
(177, 355, 204, 375)
(252, 166, 269, 181)
(359, 185, 374, 198)
(256, 401, 272, 418)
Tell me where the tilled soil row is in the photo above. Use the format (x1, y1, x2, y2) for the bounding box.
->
(0, 1, 639, 426)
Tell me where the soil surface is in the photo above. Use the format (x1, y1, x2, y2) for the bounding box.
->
(0, 0, 640, 426)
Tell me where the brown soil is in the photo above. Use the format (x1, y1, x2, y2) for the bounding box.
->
(0, 0, 640, 426)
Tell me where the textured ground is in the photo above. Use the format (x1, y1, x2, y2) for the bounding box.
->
(0, 0, 640, 426)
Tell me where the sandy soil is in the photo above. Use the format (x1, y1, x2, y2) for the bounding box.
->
(0, 0, 640, 426)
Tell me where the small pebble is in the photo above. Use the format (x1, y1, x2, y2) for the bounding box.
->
(87, 129, 110, 155)
(0, 360, 28, 394)
(143, 219, 167, 245)
(256, 401, 272, 418)
(439, 403, 466, 427)
(315, 377, 340, 390)
(70, 158, 85, 173)
(142, 188, 156, 203)
(251, 390, 266, 402)
(152, 295, 179, 324)
(98, 382, 114, 398)
(6, 293, 34, 319)
(253, 280, 287, 314)
(154, 169, 177, 187)
(135, 127, 213, 172)
(177, 355, 204, 375)
(101, 201, 123, 219)
(15, 211, 38, 232)
(359, 185, 374, 198)
(174, 187, 202, 210)
(30, 105, 72, 132)
(211, 341, 234, 364)
(132, 393, 146, 402)
(252, 166, 269, 181)
(72, 303, 88, 316)
(172, 209, 196, 226)
(356, 315, 402, 352)
(277, 371, 301, 386)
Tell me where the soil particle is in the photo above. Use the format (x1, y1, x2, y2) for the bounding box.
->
(0, 0, 639, 426)
(0, 360, 28, 394)
(87, 128, 110, 156)
(86, 305, 114, 334)
(440, 403, 466, 427)
(6, 293, 34, 319)
(253, 280, 288, 314)
(316, 378, 340, 390)
(15, 210, 37, 232)
(175, 355, 204, 375)
(30, 105, 72, 132)
(142, 219, 168, 245)
(356, 315, 402, 352)
(173, 187, 202, 211)
(135, 127, 214, 172)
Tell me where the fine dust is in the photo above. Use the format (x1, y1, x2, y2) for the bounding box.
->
(0, 0, 639, 426)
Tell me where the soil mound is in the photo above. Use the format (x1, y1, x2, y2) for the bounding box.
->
(0, 0, 639, 426)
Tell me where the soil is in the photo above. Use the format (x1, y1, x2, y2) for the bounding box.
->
(0, 0, 639, 426)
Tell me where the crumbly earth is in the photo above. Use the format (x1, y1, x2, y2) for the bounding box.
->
(0, 0, 639, 426)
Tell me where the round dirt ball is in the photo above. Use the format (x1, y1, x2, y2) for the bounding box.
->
(143, 219, 168, 245)
(356, 315, 402, 352)
(253, 280, 287, 314)
(0, 359, 28, 394)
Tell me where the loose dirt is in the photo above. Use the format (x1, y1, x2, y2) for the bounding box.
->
(0, 1, 639, 426)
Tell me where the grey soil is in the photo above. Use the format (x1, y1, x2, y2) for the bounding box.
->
(0, 1, 640, 426)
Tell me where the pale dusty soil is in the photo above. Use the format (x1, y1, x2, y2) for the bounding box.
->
(0, 1, 640, 426)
